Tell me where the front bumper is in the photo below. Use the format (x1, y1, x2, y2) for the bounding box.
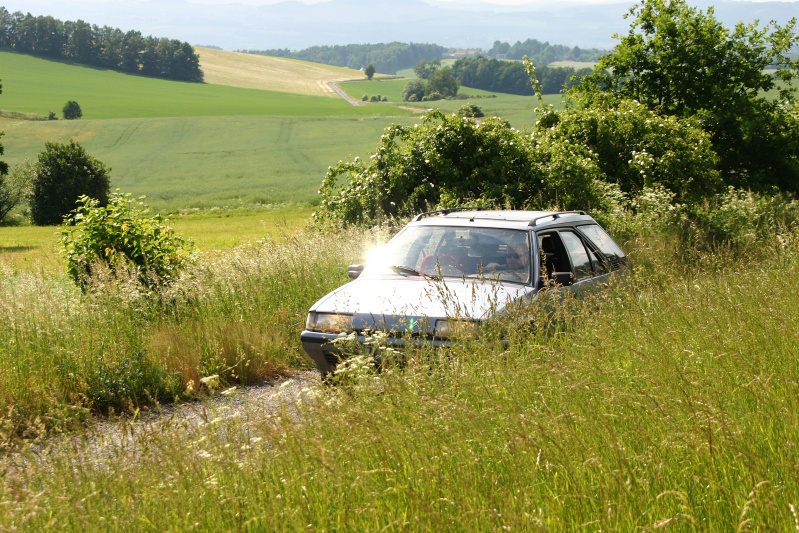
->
(300, 330, 451, 375)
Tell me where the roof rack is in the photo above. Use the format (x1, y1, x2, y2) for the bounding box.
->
(528, 210, 587, 227)
(412, 207, 484, 222)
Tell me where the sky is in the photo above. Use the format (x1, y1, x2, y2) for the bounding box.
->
(5, 0, 797, 51)
(5, 0, 796, 13)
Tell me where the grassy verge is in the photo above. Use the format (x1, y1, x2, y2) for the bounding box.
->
(0, 225, 385, 432)
(0, 225, 797, 529)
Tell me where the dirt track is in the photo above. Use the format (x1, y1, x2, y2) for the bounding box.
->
(329, 81, 361, 105)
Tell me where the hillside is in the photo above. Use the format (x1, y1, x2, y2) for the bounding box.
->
(197, 47, 366, 97)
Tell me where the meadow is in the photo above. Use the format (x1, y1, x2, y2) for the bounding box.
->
(1, 221, 797, 530)
(0, 50, 542, 217)
(2, 48, 797, 529)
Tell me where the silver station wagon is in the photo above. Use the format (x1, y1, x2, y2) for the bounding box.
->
(301, 209, 627, 376)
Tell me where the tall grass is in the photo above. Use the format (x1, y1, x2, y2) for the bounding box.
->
(0, 223, 797, 529)
(0, 228, 374, 432)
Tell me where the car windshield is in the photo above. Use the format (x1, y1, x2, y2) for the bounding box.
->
(364, 226, 532, 284)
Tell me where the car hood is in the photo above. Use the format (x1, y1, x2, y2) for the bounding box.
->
(310, 276, 534, 331)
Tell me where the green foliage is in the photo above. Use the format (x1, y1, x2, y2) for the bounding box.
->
(315, 99, 721, 226)
(401, 79, 426, 101)
(30, 140, 111, 226)
(488, 37, 605, 63)
(573, 0, 799, 192)
(0, 8, 203, 82)
(246, 42, 448, 74)
(539, 98, 722, 202)
(452, 56, 590, 95)
(314, 110, 605, 226)
(457, 103, 484, 118)
(413, 58, 441, 79)
(691, 187, 799, 248)
(61, 192, 193, 289)
(62, 100, 82, 120)
(0, 161, 34, 225)
(400, 68, 460, 102)
(426, 66, 460, 98)
(364, 63, 376, 80)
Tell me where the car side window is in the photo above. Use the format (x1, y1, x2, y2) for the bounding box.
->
(558, 231, 594, 281)
(578, 224, 626, 270)
(538, 232, 572, 284)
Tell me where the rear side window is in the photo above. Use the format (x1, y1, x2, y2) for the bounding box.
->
(578, 224, 626, 269)
(559, 231, 594, 281)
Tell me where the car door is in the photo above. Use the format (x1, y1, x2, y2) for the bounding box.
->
(536, 228, 609, 296)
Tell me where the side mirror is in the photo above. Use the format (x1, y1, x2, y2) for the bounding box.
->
(347, 264, 364, 279)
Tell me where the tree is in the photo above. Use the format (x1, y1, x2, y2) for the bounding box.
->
(427, 66, 460, 98)
(402, 79, 426, 102)
(0, 80, 7, 178)
(0, 161, 34, 225)
(364, 63, 376, 80)
(413, 58, 441, 79)
(573, 0, 799, 192)
(0, 79, 10, 223)
(63, 100, 82, 119)
(30, 141, 111, 226)
(314, 103, 724, 227)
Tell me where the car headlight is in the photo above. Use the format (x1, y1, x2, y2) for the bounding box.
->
(434, 319, 480, 339)
(306, 312, 353, 334)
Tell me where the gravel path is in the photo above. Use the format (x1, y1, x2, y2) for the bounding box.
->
(94, 370, 322, 435)
(7, 371, 325, 468)
(328, 81, 361, 105)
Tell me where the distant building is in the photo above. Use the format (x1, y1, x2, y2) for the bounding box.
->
(444, 49, 480, 59)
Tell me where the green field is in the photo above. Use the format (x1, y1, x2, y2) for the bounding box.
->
(2, 114, 416, 210)
(0, 50, 544, 217)
(339, 78, 557, 128)
(0, 51, 407, 119)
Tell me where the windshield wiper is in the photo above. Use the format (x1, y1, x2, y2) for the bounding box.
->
(390, 265, 423, 277)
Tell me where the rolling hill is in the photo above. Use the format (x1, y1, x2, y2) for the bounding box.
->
(0, 49, 422, 212)
(196, 47, 367, 97)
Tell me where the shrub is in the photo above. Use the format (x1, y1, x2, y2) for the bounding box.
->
(62, 100, 82, 120)
(458, 104, 484, 118)
(61, 192, 193, 289)
(539, 99, 722, 203)
(402, 79, 426, 102)
(314, 109, 606, 226)
(30, 140, 111, 226)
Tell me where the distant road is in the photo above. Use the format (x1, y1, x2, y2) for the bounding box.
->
(328, 81, 361, 106)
